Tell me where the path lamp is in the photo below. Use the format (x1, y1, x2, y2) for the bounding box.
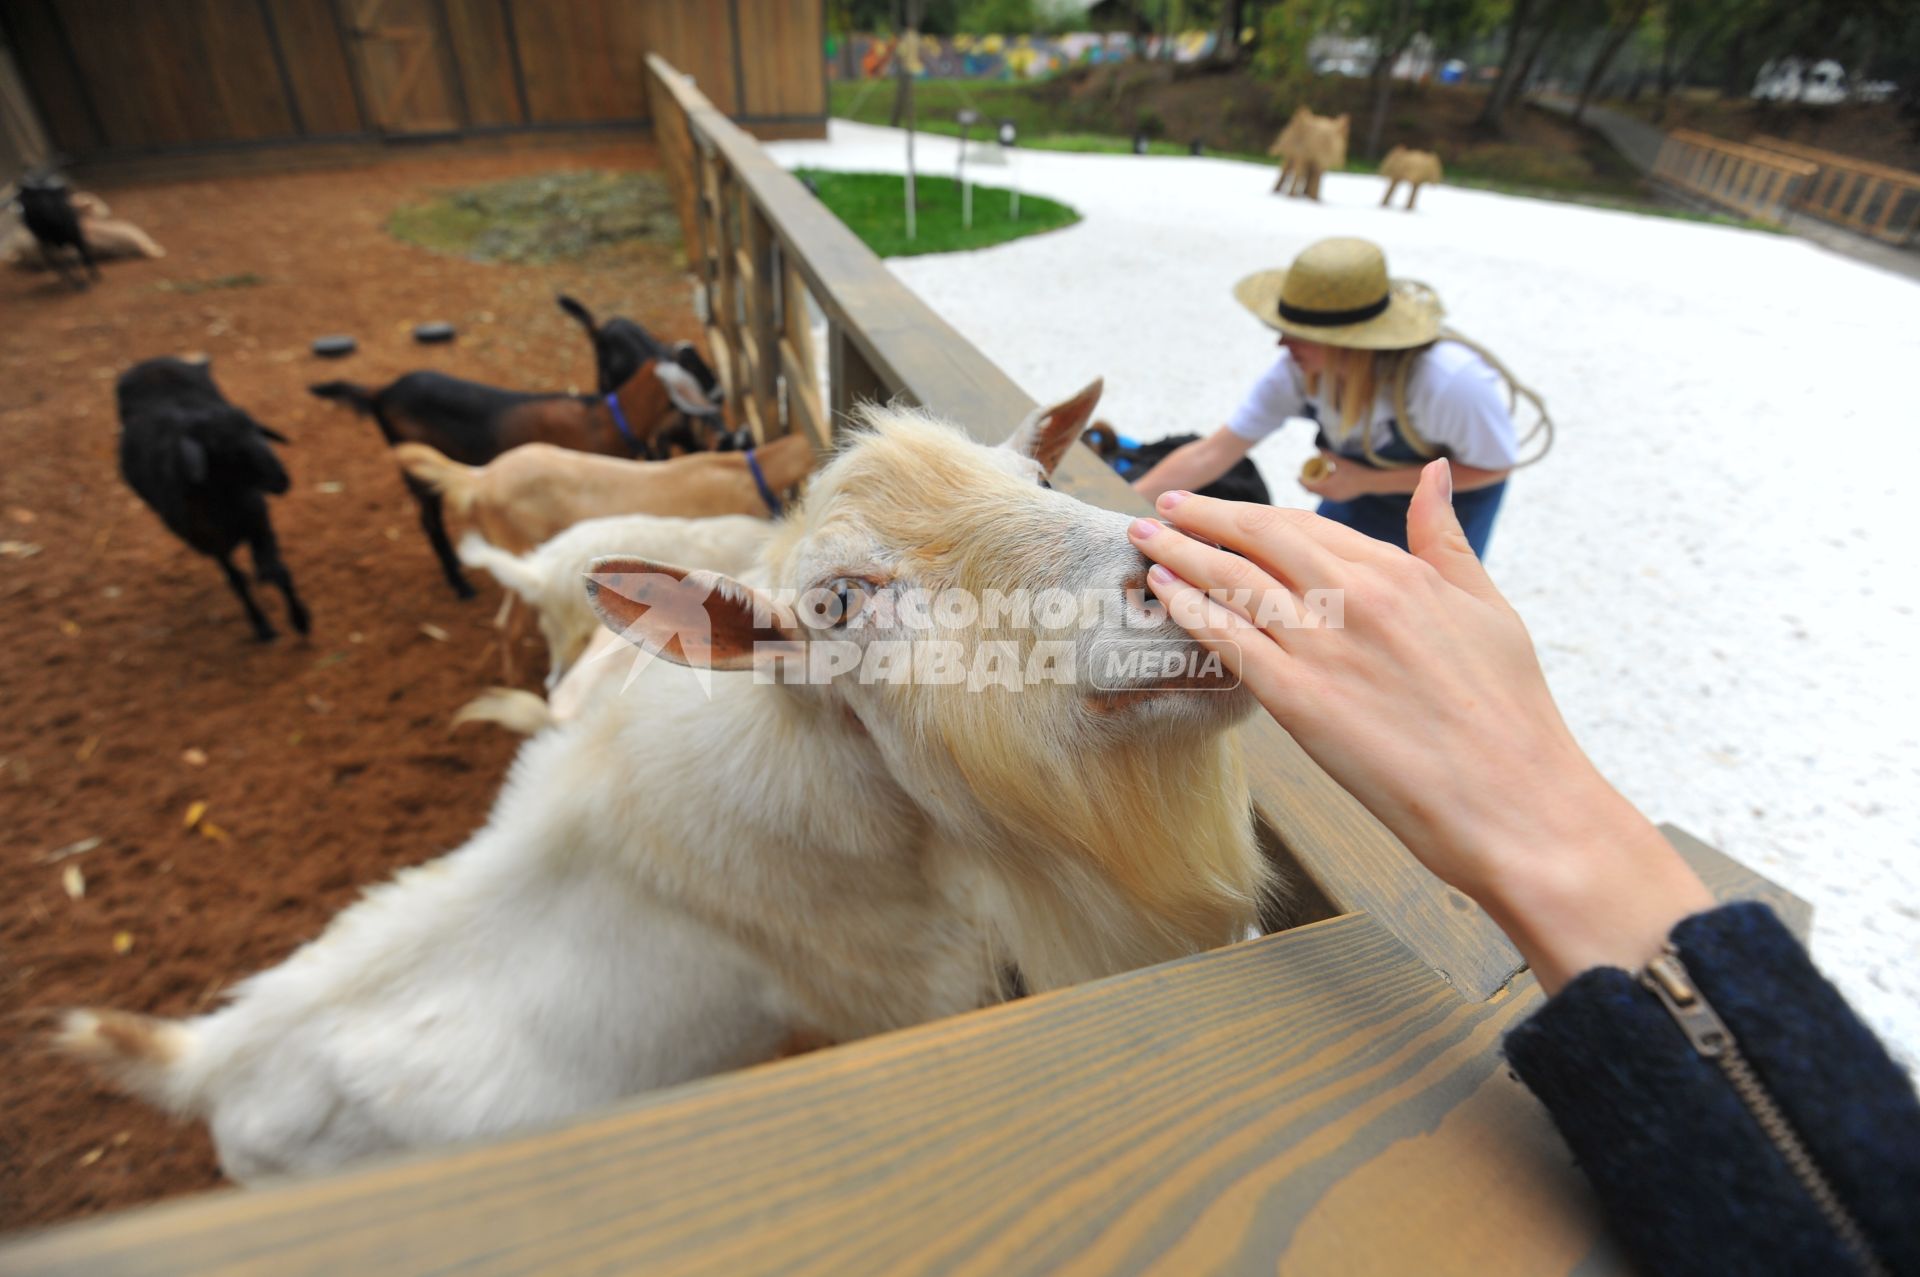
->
(999, 120, 1019, 220)
(956, 108, 981, 229)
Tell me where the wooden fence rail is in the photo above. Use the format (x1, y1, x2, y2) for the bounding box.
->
(1749, 135, 1920, 245)
(1650, 128, 1818, 225)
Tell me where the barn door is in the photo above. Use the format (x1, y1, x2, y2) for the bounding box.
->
(343, 0, 462, 135)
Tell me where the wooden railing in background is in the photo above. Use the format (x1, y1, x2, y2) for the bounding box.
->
(1750, 135, 1920, 246)
(1650, 129, 1818, 225)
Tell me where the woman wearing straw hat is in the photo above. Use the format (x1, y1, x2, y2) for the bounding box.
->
(1133, 237, 1532, 557)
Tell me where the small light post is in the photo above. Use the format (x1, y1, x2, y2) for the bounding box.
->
(956, 108, 981, 230)
(998, 120, 1019, 220)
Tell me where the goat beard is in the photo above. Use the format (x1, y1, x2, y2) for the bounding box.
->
(913, 693, 1273, 992)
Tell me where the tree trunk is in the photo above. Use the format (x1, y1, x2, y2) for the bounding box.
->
(1365, 3, 1415, 160)
(1573, 0, 1652, 125)
(1211, 0, 1245, 65)
(1485, 5, 1560, 129)
(1476, 0, 1536, 130)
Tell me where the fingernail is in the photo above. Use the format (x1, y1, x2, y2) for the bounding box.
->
(1148, 563, 1176, 586)
(1431, 458, 1453, 505)
(1129, 517, 1159, 540)
(1158, 490, 1191, 510)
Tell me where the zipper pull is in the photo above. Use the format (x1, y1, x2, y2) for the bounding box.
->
(1638, 944, 1733, 1058)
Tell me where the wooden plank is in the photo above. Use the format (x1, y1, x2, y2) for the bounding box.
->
(745, 209, 782, 443)
(1660, 823, 1810, 941)
(263, 0, 363, 135)
(0, 0, 102, 155)
(0, 912, 1633, 1277)
(648, 54, 1532, 1001)
(734, 0, 825, 118)
(438, 0, 522, 126)
(780, 337, 831, 452)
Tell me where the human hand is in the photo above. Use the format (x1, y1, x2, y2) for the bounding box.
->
(1298, 451, 1373, 502)
(1127, 459, 1713, 991)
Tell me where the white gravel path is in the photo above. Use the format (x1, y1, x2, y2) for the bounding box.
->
(767, 122, 1920, 1067)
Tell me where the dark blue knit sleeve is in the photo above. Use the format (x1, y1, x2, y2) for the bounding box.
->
(1503, 902, 1920, 1277)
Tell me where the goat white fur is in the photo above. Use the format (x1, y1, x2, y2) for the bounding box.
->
(60, 384, 1274, 1181)
(458, 513, 771, 690)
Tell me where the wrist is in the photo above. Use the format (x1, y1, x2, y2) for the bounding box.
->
(1471, 782, 1714, 993)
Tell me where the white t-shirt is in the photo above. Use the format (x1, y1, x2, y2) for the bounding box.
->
(1226, 340, 1518, 470)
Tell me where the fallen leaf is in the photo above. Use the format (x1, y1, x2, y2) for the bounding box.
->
(382, 526, 401, 542)
(315, 481, 345, 495)
(62, 864, 85, 900)
(59, 619, 81, 637)
(199, 821, 231, 844)
(0, 540, 43, 558)
(184, 799, 207, 829)
(112, 1131, 131, 1146)
(113, 931, 134, 954)
(181, 747, 208, 767)
(305, 694, 332, 714)
(419, 622, 450, 642)
(348, 631, 365, 644)
(76, 1146, 105, 1168)
(6, 507, 35, 524)
(75, 734, 100, 762)
(39, 836, 102, 863)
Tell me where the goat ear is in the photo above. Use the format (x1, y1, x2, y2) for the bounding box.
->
(586, 557, 800, 672)
(178, 436, 209, 485)
(1007, 377, 1103, 475)
(654, 361, 718, 416)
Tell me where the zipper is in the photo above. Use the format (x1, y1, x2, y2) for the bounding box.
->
(1639, 944, 1890, 1277)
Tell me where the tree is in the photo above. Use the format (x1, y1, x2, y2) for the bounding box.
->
(1572, 0, 1654, 123)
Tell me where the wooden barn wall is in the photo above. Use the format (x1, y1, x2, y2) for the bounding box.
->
(0, 0, 826, 162)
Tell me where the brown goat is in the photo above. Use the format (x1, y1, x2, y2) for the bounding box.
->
(310, 360, 709, 595)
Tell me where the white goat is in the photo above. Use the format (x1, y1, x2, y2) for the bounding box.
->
(458, 512, 771, 690)
(60, 381, 1274, 1181)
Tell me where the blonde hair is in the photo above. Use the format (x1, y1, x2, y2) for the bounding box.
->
(1302, 334, 1556, 470)
(1304, 344, 1429, 464)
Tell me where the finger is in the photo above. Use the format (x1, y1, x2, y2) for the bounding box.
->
(1405, 459, 1503, 604)
(1129, 516, 1296, 630)
(1154, 490, 1379, 581)
(1145, 562, 1290, 706)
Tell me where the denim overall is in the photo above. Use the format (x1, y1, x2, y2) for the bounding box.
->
(1308, 406, 1505, 558)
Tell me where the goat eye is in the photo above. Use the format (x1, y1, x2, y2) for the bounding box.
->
(825, 576, 875, 625)
(1038, 476, 1054, 490)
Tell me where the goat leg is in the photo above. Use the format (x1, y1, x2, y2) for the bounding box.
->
(77, 233, 101, 282)
(250, 526, 310, 636)
(39, 240, 84, 291)
(403, 474, 477, 599)
(219, 553, 277, 641)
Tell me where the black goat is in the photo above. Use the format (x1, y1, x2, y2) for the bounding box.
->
(556, 294, 733, 450)
(118, 358, 308, 641)
(15, 173, 98, 290)
(1081, 424, 1273, 505)
(309, 357, 703, 597)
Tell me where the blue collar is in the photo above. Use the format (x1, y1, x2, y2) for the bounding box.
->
(746, 448, 782, 516)
(605, 393, 641, 455)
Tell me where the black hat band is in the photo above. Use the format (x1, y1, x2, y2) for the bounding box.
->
(1277, 293, 1391, 327)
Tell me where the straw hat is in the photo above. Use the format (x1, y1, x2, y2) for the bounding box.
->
(1232, 237, 1442, 350)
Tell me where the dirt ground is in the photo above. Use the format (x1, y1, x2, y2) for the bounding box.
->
(0, 139, 696, 1232)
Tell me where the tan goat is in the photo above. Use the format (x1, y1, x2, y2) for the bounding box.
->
(394, 432, 817, 556)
